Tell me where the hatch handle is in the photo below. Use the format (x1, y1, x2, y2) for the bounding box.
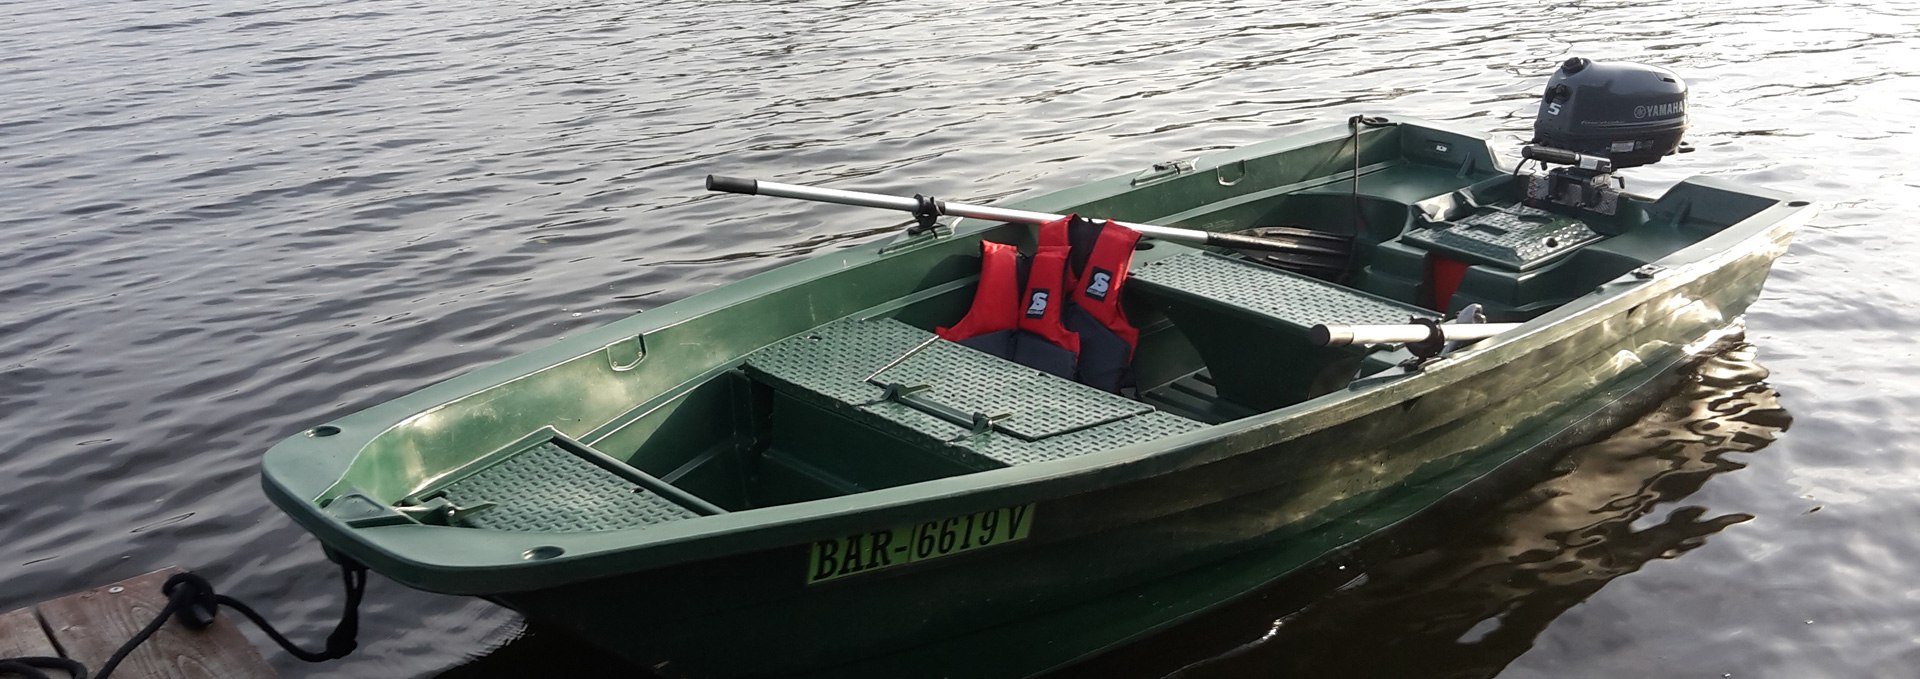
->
(871, 381, 1011, 436)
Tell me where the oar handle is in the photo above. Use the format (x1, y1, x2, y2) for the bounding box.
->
(705, 175, 1316, 255)
(707, 175, 760, 195)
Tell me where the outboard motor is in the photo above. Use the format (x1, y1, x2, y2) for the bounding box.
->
(1522, 58, 1689, 215)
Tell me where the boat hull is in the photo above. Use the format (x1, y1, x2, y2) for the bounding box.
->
(490, 214, 1790, 677)
(258, 117, 1810, 677)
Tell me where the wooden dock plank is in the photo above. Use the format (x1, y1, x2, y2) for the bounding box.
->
(2, 606, 74, 678)
(35, 567, 277, 679)
(1, 605, 60, 658)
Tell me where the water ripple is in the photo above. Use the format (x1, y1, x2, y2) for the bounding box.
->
(2, 0, 1917, 677)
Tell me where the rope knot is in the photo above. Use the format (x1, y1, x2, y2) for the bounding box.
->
(4, 561, 367, 679)
(161, 572, 219, 629)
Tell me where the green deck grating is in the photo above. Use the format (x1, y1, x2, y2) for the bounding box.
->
(745, 318, 1204, 465)
(1131, 251, 1437, 328)
(743, 318, 933, 406)
(747, 319, 1154, 441)
(867, 400, 1204, 466)
(437, 441, 699, 532)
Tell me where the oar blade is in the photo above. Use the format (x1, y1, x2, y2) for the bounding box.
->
(1228, 226, 1354, 281)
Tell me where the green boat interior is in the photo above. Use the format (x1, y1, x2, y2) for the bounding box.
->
(313, 122, 1788, 536)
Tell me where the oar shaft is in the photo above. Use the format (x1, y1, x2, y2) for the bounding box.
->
(1311, 322, 1522, 347)
(706, 175, 1304, 253)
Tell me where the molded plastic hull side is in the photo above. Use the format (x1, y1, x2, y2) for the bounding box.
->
(258, 119, 1509, 592)
(487, 231, 1786, 677)
(814, 334, 1720, 679)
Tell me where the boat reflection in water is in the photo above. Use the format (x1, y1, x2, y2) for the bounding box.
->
(1058, 343, 1788, 679)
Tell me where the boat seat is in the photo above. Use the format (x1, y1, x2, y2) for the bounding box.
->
(1128, 251, 1438, 409)
(743, 318, 1203, 469)
(401, 432, 723, 532)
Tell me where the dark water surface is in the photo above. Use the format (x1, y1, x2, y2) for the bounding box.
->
(3, 0, 1917, 676)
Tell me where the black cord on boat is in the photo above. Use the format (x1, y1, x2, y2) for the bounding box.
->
(1346, 115, 1395, 281)
(220, 559, 369, 663)
(1348, 115, 1365, 243)
(0, 559, 369, 679)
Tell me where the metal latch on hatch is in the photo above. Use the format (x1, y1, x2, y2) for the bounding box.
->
(858, 336, 1013, 438)
(871, 382, 1013, 439)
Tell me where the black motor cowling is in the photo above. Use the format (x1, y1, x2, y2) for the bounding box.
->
(1532, 58, 1688, 170)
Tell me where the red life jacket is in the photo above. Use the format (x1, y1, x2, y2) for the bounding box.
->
(937, 215, 1141, 393)
(1041, 214, 1141, 355)
(937, 241, 1080, 356)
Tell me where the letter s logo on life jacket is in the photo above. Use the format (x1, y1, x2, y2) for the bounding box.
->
(1085, 269, 1113, 302)
(1025, 290, 1049, 318)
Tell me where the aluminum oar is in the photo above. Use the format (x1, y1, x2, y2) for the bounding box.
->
(705, 175, 1335, 255)
(1310, 322, 1522, 348)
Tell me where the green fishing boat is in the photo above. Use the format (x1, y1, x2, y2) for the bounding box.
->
(262, 60, 1810, 677)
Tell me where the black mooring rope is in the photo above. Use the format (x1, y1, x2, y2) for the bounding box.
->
(0, 657, 87, 679)
(0, 560, 367, 679)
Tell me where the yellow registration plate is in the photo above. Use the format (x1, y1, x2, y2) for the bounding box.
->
(806, 504, 1035, 584)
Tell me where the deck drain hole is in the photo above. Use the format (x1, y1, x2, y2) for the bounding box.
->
(1787, 200, 1810, 207)
(524, 546, 565, 560)
(309, 425, 342, 437)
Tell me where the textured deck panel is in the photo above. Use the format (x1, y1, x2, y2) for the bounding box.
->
(439, 441, 698, 532)
(743, 318, 926, 406)
(747, 318, 1203, 464)
(748, 318, 1153, 440)
(869, 339, 1152, 440)
(1402, 204, 1603, 270)
(859, 401, 1204, 467)
(1131, 251, 1436, 328)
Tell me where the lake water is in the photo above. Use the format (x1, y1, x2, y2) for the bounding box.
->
(3, 0, 1917, 676)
